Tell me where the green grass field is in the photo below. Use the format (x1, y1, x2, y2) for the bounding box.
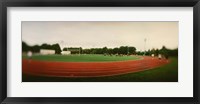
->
(23, 54, 141, 62)
(22, 57, 178, 82)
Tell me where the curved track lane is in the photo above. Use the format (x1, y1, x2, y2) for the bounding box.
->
(22, 56, 169, 77)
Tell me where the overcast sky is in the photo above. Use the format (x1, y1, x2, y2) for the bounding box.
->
(22, 21, 178, 51)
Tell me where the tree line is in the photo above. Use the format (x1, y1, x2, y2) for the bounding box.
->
(22, 41, 178, 57)
(23, 41, 137, 55)
(136, 46, 178, 57)
(22, 41, 62, 54)
(63, 46, 136, 55)
(85, 46, 136, 55)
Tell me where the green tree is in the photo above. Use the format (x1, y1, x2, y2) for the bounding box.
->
(128, 47, 136, 54)
(119, 46, 127, 54)
(102, 47, 108, 54)
(113, 48, 119, 54)
(52, 43, 62, 54)
(160, 46, 169, 57)
(31, 45, 40, 52)
(22, 41, 30, 52)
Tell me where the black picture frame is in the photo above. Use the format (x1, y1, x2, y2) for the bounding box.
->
(0, 0, 199, 104)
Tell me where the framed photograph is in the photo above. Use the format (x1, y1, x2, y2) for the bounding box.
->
(0, 0, 199, 104)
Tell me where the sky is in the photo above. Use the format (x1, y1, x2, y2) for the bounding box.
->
(22, 21, 178, 51)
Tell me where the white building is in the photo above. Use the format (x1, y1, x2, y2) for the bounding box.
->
(61, 51, 71, 55)
(40, 49, 55, 55)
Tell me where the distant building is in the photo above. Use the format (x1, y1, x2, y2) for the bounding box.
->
(40, 49, 55, 55)
(61, 51, 71, 55)
(64, 47, 81, 54)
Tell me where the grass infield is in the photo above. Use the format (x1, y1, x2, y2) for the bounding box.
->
(23, 54, 141, 62)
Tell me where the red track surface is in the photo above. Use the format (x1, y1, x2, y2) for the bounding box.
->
(22, 56, 169, 77)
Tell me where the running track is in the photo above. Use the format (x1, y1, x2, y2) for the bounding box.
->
(22, 56, 169, 77)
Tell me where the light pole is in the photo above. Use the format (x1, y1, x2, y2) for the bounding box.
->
(60, 40, 67, 51)
(144, 38, 147, 56)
